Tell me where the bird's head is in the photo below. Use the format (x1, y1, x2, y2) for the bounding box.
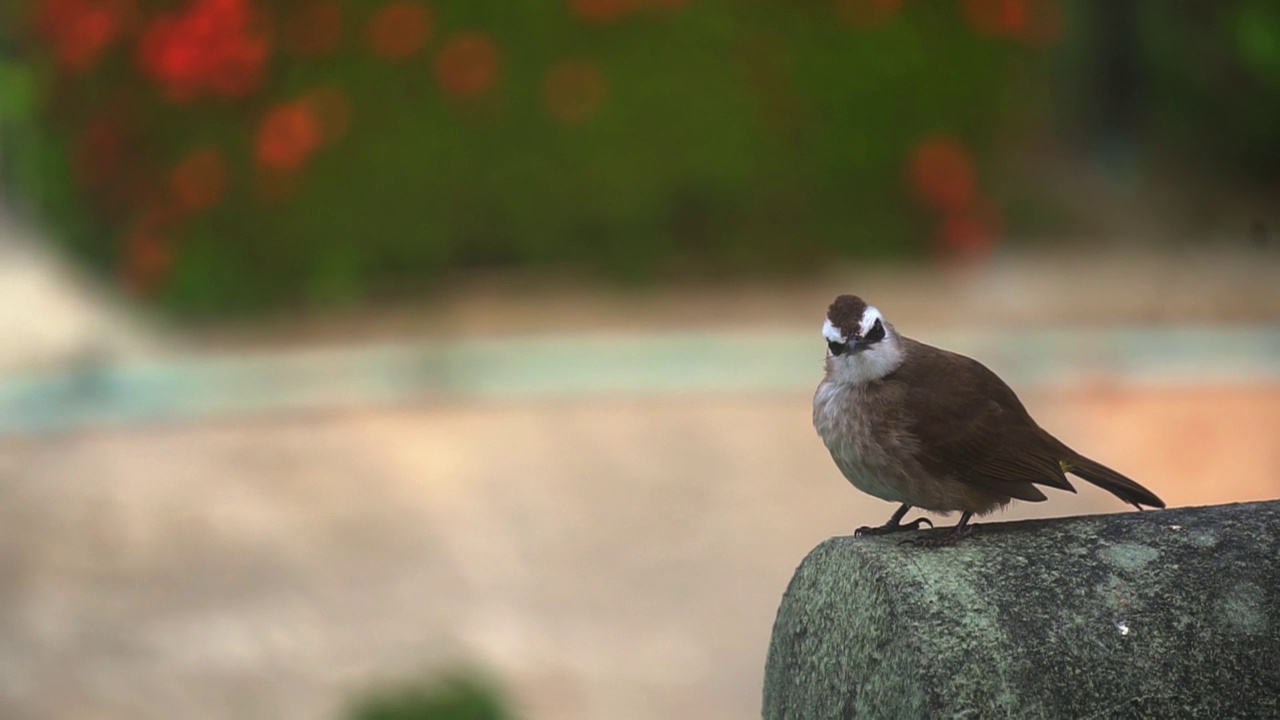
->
(822, 294, 904, 385)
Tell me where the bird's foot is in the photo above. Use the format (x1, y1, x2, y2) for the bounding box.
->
(900, 524, 975, 547)
(855, 517, 933, 537)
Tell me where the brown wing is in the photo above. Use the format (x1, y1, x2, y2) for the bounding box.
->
(888, 338, 1075, 502)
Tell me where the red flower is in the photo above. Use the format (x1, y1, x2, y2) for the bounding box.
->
(136, 0, 269, 101)
(960, 0, 1065, 42)
(435, 32, 499, 98)
(544, 59, 607, 125)
(208, 32, 269, 98)
(908, 136, 976, 212)
(256, 101, 323, 171)
(170, 146, 229, 212)
(365, 2, 432, 61)
(38, 0, 125, 72)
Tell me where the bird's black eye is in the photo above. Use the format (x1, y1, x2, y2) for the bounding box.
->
(827, 340, 848, 357)
(863, 319, 885, 344)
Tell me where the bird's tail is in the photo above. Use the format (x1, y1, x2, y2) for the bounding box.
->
(1066, 455, 1165, 509)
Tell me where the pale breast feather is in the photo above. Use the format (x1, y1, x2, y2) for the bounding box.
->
(814, 378, 920, 503)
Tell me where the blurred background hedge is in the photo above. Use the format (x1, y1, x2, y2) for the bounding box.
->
(1, 0, 1277, 317)
(345, 670, 510, 720)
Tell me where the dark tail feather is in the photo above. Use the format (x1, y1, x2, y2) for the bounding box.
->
(1067, 456, 1165, 509)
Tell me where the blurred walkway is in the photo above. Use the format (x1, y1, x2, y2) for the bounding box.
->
(1, 388, 1278, 720)
(0, 212, 1278, 720)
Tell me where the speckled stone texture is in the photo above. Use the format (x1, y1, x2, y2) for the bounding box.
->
(763, 501, 1280, 719)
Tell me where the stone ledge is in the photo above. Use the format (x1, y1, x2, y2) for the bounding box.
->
(763, 500, 1280, 719)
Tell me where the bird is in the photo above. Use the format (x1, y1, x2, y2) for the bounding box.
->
(812, 294, 1165, 545)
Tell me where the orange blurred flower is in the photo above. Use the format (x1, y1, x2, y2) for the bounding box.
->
(435, 32, 499, 98)
(962, 0, 1027, 38)
(544, 59, 608, 125)
(365, 1, 432, 61)
(935, 194, 1002, 263)
(569, 0, 636, 24)
(908, 136, 976, 212)
(170, 146, 229, 212)
(833, 0, 903, 27)
(937, 215, 991, 260)
(283, 0, 343, 57)
(938, 215, 997, 258)
(256, 101, 323, 171)
(964, 0, 1065, 44)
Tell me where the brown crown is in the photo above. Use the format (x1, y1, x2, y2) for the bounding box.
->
(827, 295, 868, 339)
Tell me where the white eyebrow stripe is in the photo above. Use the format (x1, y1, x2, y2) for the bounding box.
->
(822, 318, 846, 344)
(859, 306, 883, 337)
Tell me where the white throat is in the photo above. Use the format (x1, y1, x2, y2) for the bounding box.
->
(836, 341, 902, 385)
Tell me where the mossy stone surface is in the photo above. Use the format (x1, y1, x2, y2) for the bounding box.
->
(763, 501, 1280, 719)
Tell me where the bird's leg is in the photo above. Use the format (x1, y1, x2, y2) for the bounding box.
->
(855, 503, 933, 537)
(903, 511, 975, 547)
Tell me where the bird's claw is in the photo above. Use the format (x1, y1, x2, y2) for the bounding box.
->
(855, 517, 933, 537)
(899, 524, 975, 547)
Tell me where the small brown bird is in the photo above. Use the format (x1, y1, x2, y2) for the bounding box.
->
(812, 294, 1165, 545)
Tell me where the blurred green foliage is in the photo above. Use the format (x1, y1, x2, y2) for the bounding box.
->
(55, 0, 1280, 316)
(8, 1, 1279, 318)
(1144, 4, 1280, 176)
(1055, 0, 1280, 178)
(6, 0, 1050, 316)
(345, 671, 511, 720)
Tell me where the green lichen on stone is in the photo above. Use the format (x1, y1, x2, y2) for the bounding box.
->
(763, 501, 1280, 720)
(1099, 542, 1160, 572)
(1186, 529, 1219, 548)
(1219, 582, 1267, 635)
